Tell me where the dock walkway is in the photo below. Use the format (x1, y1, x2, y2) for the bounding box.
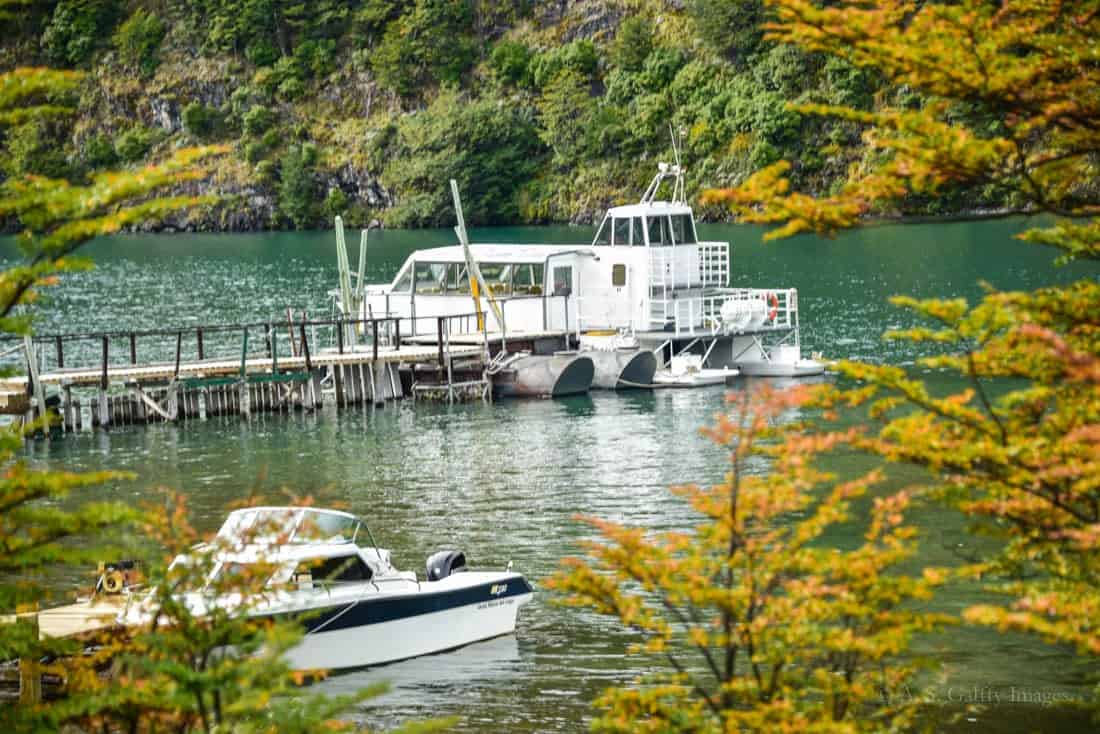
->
(0, 313, 490, 433)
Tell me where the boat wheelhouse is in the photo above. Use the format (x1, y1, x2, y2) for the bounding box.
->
(354, 163, 823, 379)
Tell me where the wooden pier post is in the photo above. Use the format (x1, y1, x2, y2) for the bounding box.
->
(24, 336, 46, 427)
(62, 383, 73, 432)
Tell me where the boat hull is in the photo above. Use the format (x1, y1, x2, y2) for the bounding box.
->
(736, 359, 825, 378)
(588, 349, 658, 390)
(284, 574, 534, 671)
(491, 354, 594, 398)
(652, 367, 738, 388)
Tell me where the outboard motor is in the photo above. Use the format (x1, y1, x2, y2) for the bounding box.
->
(426, 550, 467, 581)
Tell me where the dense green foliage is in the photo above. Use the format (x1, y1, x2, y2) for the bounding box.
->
(114, 8, 166, 76)
(279, 141, 317, 228)
(0, 1, 1017, 229)
(379, 90, 544, 227)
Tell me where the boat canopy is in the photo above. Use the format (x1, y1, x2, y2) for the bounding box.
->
(391, 244, 586, 264)
(217, 507, 363, 547)
(384, 244, 594, 296)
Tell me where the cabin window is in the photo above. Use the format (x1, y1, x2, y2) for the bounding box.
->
(612, 218, 630, 246)
(631, 217, 645, 246)
(512, 263, 544, 296)
(211, 561, 273, 587)
(553, 266, 573, 296)
(392, 264, 412, 293)
(479, 263, 512, 296)
(294, 555, 373, 587)
(647, 215, 673, 246)
(612, 263, 627, 287)
(414, 262, 447, 294)
(593, 216, 611, 245)
(671, 214, 697, 244)
(444, 263, 471, 294)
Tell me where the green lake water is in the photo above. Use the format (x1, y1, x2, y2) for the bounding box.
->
(4, 219, 1099, 732)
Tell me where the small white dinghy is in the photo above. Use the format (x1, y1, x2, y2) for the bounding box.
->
(652, 354, 739, 388)
(119, 507, 534, 671)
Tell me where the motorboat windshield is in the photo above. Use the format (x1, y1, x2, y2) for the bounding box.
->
(216, 507, 363, 546)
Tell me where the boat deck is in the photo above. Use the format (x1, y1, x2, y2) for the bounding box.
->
(402, 329, 571, 347)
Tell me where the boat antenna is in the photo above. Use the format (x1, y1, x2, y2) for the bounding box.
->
(668, 123, 686, 205)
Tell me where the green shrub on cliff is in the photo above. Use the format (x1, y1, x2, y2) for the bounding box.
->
(42, 0, 120, 66)
(114, 7, 166, 76)
(688, 0, 766, 64)
(0, 119, 70, 178)
(381, 91, 545, 227)
(371, 0, 476, 97)
(242, 104, 276, 136)
(115, 125, 160, 163)
(182, 102, 223, 141)
(612, 16, 652, 73)
(490, 40, 533, 88)
(279, 142, 317, 228)
(530, 40, 598, 89)
(537, 70, 598, 166)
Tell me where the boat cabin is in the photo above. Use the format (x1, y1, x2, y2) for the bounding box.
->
(355, 163, 804, 342)
(200, 507, 403, 590)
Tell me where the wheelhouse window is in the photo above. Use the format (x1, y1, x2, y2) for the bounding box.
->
(647, 215, 673, 246)
(414, 262, 447, 294)
(612, 218, 630, 246)
(593, 216, 611, 245)
(631, 217, 645, 246)
(392, 264, 412, 293)
(512, 263, 544, 296)
(670, 214, 697, 244)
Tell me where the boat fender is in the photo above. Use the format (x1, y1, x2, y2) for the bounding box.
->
(426, 550, 467, 581)
(767, 292, 779, 322)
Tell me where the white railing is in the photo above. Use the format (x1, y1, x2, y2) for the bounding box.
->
(648, 242, 729, 291)
(647, 288, 798, 337)
(698, 242, 729, 287)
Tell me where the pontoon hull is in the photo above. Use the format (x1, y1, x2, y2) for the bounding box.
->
(735, 359, 825, 378)
(588, 349, 658, 390)
(491, 354, 594, 398)
(284, 575, 533, 671)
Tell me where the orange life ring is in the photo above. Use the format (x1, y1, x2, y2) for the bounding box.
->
(767, 292, 779, 322)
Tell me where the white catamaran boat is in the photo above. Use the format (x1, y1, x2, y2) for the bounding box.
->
(115, 507, 534, 671)
(348, 162, 824, 383)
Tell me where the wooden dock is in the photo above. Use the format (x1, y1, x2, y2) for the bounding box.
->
(0, 313, 492, 434)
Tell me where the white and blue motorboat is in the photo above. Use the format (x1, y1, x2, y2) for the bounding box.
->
(118, 507, 534, 671)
